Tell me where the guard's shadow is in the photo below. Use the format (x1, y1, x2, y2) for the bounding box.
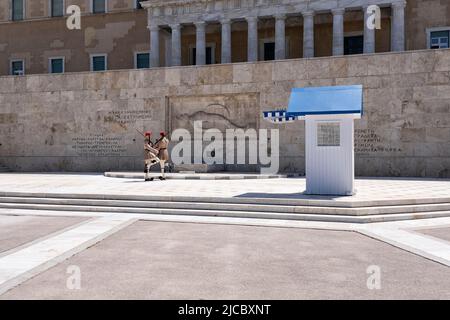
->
(235, 192, 350, 200)
(121, 179, 163, 183)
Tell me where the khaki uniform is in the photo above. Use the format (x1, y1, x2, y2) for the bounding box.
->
(155, 137, 169, 161)
(143, 139, 160, 181)
(144, 143, 159, 163)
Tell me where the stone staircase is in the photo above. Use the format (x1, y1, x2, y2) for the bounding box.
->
(0, 192, 449, 223)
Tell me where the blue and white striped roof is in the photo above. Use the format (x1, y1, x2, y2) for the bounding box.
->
(262, 85, 363, 123)
(263, 110, 287, 118)
(263, 110, 299, 123)
(287, 85, 363, 116)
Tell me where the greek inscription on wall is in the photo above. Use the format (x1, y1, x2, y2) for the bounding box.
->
(0, 113, 18, 124)
(317, 122, 341, 147)
(355, 129, 402, 154)
(104, 110, 153, 125)
(71, 134, 127, 157)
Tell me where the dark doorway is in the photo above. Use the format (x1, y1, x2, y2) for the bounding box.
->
(263, 42, 275, 61)
(344, 35, 364, 55)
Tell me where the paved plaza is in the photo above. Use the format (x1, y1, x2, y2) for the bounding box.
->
(0, 173, 449, 299)
(0, 215, 87, 254)
(1, 220, 449, 300)
(1, 173, 450, 202)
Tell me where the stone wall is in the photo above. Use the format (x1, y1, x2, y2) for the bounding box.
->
(0, 10, 150, 75)
(0, 48, 450, 177)
(406, 0, 450, 50)
(0, 0, 139, 21)
(1, 0, 450, 76)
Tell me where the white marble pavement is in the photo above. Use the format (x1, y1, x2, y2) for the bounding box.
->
(0, 173, 449, 295)
(0, 173, 449, 203)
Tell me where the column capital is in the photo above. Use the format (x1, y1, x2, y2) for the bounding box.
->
(391, 0, 407, 9)
(169, 23, 181, 30)
(331, 8, 345, 16)
(194, 21, 206, 28)
(274, 13, 286, 20)
(246, 16, 258, 23)
(363, 4, 376, 11)
(301, 10, 315, 17)
(148, 25, 160, 32)
(220, 18, 231, 25)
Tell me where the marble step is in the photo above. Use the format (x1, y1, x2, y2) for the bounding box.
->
(0, 196, 450, 216)
(2, 191, 450, 208)
(0, 199, 450, 223)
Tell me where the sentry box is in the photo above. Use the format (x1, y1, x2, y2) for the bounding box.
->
(263, 85, 363, 196)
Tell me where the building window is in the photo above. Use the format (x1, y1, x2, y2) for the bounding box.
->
(51, 0, 64, 17)
(92, 0, 106, 14)
(90, 54, 107, 71)
(259, 38, 289, 61)
(190, 45, 215, 65)
(10, 59, 24, 75)
(429, 30, 450, 49)
(49, 57, 64, 73)
(135, 0, 143, 9)
(263, 42, 275, 61)
(135, 52, 150, 69)
(344, 35, 364, 55)
(12, 0, 24, 21)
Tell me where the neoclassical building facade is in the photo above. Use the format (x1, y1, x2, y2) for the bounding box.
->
(142, 0, 407, 68)
(0, 0, 449, 75)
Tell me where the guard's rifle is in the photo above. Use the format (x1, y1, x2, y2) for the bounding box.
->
(153, 136, 164, 147)
(135, 128, 146, 138)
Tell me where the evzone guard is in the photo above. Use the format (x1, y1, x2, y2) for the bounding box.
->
(154, 131, 170, 180)
(143, 131, 170, 182)
(143, 131, 159, 182)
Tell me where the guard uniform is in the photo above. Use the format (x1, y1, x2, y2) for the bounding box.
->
(154, 132, 170, 180)
(143, 131, 160, 181)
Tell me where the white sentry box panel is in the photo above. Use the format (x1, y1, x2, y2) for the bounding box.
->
(305, 114, 360, 196)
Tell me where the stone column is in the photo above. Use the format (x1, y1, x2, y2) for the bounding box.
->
(302, 11, 315, 58)
(363, 6, 375, 53)
(149, 25, 160, 68)
(246, 16, 258, 62)
(332, 8, 345, 56)
(275, 14, 286, 60)
(195, 21, 206, 65)
(171, 24, 182, 66)
(221, 19, 232, 63)
(391, 1, 406, 51)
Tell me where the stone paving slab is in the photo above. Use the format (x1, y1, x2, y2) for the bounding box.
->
(0, 174, 449, 206)
(1, 220, 449, 300)
(0, 215, 88, 254)
(418, 227, 450, 243)
(0, 215, 136, 295)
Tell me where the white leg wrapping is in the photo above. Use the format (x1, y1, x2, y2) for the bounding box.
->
(160, 160, 166, 178)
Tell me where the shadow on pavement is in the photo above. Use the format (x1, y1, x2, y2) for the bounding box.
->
(234, 192, 349, 200)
